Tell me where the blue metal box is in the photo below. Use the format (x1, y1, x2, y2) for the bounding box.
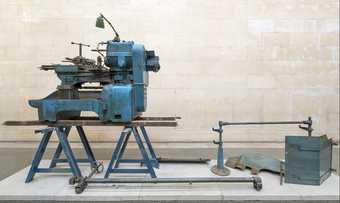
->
(285, 135, 332, 185)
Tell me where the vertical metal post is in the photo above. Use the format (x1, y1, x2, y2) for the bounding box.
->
(25, 130, 53, 183)
(76, 126, 97, 168)
(55, 127, 82, 177)
(49, 127, 71, 168)
(140, 126, 159, 168)
(132, 127, 156, 178)
(210, 121, 230, 176)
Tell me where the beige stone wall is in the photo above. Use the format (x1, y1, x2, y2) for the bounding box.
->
(0, 0, 339, 144)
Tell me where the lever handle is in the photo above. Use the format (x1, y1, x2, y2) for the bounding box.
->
(212, 127, 222, 133)
(71, 42, 90, 47)
(70, 42, 90, 57)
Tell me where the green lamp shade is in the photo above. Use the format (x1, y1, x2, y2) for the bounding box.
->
(96, 16, 105, 28)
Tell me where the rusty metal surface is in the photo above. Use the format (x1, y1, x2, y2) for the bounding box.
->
(225, 153, 282, 175)
(3, 117, 179, 127)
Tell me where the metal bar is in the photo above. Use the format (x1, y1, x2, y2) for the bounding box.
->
(156, 157, 211, 164)
(74, 176, 262, 194)
(55, 127, 82, 177)
(25, 130, 53, 183)
(76, 126, 98, 168)
(219, 117, 313, 137)
(3, 120, 177, 127)
(36, 168, 72, 173)
(52, 158, 90, 163)
(49, 127, 71, 168)
(86, 177, 258, 184)
(104, 128, 129, 178)
(134, 117, 181, 121)
(117, 159, 158, 164)
(107, 169, 150, 173)
(140, 126, 159, 168)
(221, 121, 307, 126)
(132, 127, 157, 178)
(62, 116, 180, 121)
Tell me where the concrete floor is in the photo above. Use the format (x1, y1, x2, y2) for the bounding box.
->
(0, 160, 338, 203)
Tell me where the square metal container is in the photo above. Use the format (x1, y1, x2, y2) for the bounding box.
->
(285, 135, 332, 185)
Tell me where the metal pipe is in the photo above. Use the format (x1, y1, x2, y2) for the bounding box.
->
(157, 157, 210, 164)
(85, 177, 258, 184)
(222, 121, 306, 126)
(219, 117, 313, 136)
(74, 175, 262, 193)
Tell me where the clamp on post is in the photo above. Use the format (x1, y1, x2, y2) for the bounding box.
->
(299, 117, 313, 136)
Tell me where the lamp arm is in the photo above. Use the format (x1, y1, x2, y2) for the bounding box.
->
(100, 13, 120, 42)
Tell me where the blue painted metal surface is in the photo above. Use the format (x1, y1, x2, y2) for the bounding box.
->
(210, 121, 230, 176)
(285, 135, 333, 185)
(105, 126, 158, 178)
(25, 126, 98, 183)
(30, 40, 160, 122)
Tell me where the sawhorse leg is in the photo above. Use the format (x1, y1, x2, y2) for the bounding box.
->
(105, 126, 157, 178)
(25, 129, 53, 183)
(140, 126, 159, 168)
(104, 128, 131, 178)
(76, 126, 97, 168)
(49, 126, 98, 169)
(132, 127, 156, 178)
(55, 127, 82, 177)
(25, 127, 82, 183)
(49, 127, 71, 168)
(113, 129, 131, 169)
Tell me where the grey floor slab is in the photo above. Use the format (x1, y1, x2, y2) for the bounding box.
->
(0, 160, 338, 202)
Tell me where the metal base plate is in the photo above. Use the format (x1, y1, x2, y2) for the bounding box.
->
(210, 165, 230, 176)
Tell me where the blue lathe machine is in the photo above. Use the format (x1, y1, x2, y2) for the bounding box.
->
(31, 24, 160, 122)
(3, 14, 262, 194)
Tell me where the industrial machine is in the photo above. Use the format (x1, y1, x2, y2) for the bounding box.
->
(3, 14, 265, 194)
(29, 14, 160, 122)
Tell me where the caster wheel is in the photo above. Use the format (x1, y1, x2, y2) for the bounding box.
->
(75, 182, 87, 194)
(75, 186, 84, 194)
(252, 176, 262, 191)
(254, 182, 262, 191)
(69, 177, 76, 185)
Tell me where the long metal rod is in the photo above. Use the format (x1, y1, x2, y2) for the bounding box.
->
(3, 120, 177, 127)
(74, 176, 262, 194)
(157, 157, 210, 164)
(221, 121, 307, 126)
(85, 177, 257, 184)
(219, 117, 313, 136)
